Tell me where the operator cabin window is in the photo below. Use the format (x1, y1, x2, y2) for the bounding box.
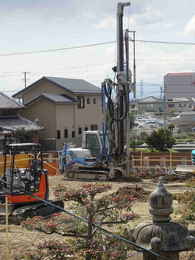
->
(77, 96, 85, 109)
(57, 130, 61, 139)
(64, 129, 68, 138)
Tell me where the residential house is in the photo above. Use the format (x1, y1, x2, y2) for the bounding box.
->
(169, 111, 195, 131)
(0, 92, 42, 149)
(130, 96, 164, 114)
(166, 97, 195, 113)
(130, 95, 195, 115)
(13, 76, 103, 149)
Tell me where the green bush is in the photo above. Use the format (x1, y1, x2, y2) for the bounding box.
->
(145, 128, 176, 151)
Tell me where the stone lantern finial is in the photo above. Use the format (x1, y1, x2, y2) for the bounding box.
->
(149, 179, 173, 222)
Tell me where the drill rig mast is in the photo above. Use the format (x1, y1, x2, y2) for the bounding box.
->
(102, 2, 131, 177)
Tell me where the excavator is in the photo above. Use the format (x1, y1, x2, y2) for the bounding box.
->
(59, 2, 132, 180)
(0, 142, 63, 223)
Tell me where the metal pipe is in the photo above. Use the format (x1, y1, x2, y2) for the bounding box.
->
(116, 2, 130, 156)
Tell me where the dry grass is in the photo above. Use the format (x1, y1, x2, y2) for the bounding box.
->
(0, 175, 192, 260)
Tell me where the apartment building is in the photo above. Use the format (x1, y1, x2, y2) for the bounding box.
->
(164, 72, 195, 99)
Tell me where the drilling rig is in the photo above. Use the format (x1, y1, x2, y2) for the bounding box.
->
(59, 2, 132, 180)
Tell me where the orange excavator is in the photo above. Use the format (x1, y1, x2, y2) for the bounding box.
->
(0, 142, 63, 223)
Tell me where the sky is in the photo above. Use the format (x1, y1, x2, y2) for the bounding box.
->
(1, 0, 195, 98)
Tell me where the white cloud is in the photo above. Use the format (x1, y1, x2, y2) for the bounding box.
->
(184, 15, 195, 36)
(95, 16, 115, 30)
(130, 7, 163, 28)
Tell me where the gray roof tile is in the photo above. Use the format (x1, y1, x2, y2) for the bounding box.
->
(0, 115, 42, 131)
(0, 92, 23, 109)
(46, 77, 101, 93)
(42, 93, 75, 103)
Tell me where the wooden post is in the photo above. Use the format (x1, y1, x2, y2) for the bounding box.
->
(141, 151, 143, 173)
(170, 150, 172, 169)
(5, 195, 10, 260)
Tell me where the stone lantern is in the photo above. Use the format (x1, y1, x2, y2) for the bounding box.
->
(133, 179, 195, 260)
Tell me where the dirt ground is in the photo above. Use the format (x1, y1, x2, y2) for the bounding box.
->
(0, 175, 192, 260)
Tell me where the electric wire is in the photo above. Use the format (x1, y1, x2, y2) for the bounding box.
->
(1, 39, 195, 57)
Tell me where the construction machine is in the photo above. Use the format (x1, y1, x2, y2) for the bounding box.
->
(59, 2, 132, 180)
(0, 142, 63, 223)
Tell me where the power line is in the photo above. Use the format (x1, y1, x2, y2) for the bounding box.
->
(136, 39, 195, 45)
(1, 39, 195, 57)
(0, 41, 115, 57)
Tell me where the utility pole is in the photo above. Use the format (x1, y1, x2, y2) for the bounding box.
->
(23, 72, 30, 88)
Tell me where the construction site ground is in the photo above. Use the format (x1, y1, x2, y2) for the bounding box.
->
(0, 174, 194, 260)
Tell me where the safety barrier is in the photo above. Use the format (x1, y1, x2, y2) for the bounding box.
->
(0, 152, 60, 176)
(131, 151, 193, 169)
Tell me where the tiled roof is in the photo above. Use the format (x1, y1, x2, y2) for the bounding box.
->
(13, 76, 101, 97)
(46, 77, 101, 93)
(138, 96, 161, 103)
(42, 93, 76, 103)
(0, 115, 42, 131)
(26, 93, 76, 105)
(165, 72, 194, 76)
(0, 92, 23, 109)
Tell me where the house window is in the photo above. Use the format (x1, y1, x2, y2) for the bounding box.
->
(64, 129, 68, 138)
(168, 104, 175, 108)
(57, 130, 61, 139)
(77, 96, 85, 109)
(93, 98, 96, 104)
(91, 124, 98, 130)
(78, 127, 82, 135)
(85, 127, 88, 131)
(72, 131, 75, 138)
(87, 98, 90, 104)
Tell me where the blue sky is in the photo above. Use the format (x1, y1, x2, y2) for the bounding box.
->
(1, 0, 195, 97)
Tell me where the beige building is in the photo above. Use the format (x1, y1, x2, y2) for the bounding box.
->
(13, 76, 103, 149)
(164, 72, 195, 99)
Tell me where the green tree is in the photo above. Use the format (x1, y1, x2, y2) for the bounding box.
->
(145, 128, 176, 151)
